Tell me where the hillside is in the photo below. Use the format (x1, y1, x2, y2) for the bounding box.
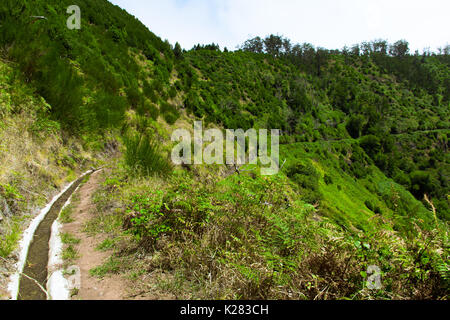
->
(0, 0, 448, 300)
(184, 44, 449, 219)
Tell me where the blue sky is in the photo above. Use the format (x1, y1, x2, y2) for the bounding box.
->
(110, 0, 449, 52)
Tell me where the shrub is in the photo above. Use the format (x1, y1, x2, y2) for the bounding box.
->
(359, 134, 381, 157)
(364, 200, 374, 211)
(160, 102, 180, 125)
(143, 80, 159, 103)
(168, 86, 177, 99)
(92, 93, 127, 129)
(409, 170, 432, 197)
(0, 218, 21, 257)
(393, 170, 411, 188)
(346, 114, 366, 138)
(125, 86, 143, 108)
(137, 100, 159, 120)
(286, 162, 321, 202)
(124, 191, 172, 243)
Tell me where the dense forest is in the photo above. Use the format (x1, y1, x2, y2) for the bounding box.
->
(0, 0, 448, 300)
(185, 36, 449, 219)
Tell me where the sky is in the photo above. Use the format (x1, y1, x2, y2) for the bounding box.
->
(110, 0, 449, 52)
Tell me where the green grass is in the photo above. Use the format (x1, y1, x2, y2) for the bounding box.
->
(60, 232, 80, 245)
(89, 256, 121, 278)
(0, 217, 21, 258)
(83, 211, 122, 235)
(59, 204, 75, 224)
(123, 132, 172, 177)
(280, 141, 433, 233)
(85, 149, 449, 299)
(96, 238, 116, 251)
(1, 0, 447, 300)
(62, 245, 78, 261)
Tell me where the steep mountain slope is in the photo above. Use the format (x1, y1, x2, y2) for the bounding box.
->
(0, 0, 176, 297)
(1, 0, 176, 131)
(184, 46, 449, 218)
(0, 0, 448, 299)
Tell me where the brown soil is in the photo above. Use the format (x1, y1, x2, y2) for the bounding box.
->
(62, 170, 125, 300)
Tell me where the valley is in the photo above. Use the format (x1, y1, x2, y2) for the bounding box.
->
(0, 0, 448, 300)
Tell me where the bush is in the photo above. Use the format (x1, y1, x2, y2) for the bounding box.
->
(125, 86, 143, 108)
(92, 93, 127, 129)
(286, 161, 321, 202)
(364, 200, 374, 211)
(393, 170, 411, 188)
(346, 114, 366, 138)
(123, 132, 171, 176)
(409, 170, 432, 197)
(160, 102, 180, 125)
(137, 100, 159, 120)
(0, 218, 21, 257)
(124, 191, 172, 242)
(359, 134, 381, 157)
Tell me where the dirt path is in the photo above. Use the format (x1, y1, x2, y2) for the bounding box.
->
(62, 170, 125, 300)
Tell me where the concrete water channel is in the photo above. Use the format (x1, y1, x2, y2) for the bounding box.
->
(17, 172, 93, 300)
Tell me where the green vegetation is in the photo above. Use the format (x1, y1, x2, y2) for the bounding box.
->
(186, 37, 449, 216)
(123, 132, 172, 177)
(96, 238, 116, 251)
(59, 204, 75, 224)
(60, 232, 80, 245)
(0, 0, 448, 300)
(89, 256, 121, 278)
(0, 217, 21, 257)
(280, 141, 435, 233)
(62, 244, 78, 261)
(1, 0, 175, 131)
(93, 166, 448, 299)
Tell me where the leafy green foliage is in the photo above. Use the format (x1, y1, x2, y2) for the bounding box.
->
(0, 217, 21, 257)
(183, 36, 449, 218)
(107, 166, 449, 299)
(160, 102, 180, 125)
(286, 161, 321, 203)
(123, 132, 171, 176)
(0, 0, 175, 133)
(1, 0, 449, 300)
(125, 191, 172, 242)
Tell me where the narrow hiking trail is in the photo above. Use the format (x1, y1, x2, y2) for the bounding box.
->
(10, 167, 171, 300)
(62, 170, 126, 300)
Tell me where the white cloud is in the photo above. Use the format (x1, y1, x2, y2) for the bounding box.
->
(110, 0, 450, 51)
